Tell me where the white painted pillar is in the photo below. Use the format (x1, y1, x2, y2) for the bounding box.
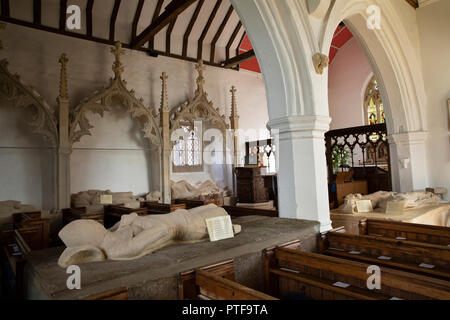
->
(268, 115, 333, 232)
(389, 131, 428, 192)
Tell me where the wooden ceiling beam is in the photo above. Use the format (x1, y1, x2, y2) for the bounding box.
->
(86, 0, 94, 37)
(221, 49, 255, 69)
(109, 0, 122, 41)
(166, 17, 178, 54)
(236, 31, 246, 57)
(149, 0, 164, 50)
(404, 0, 419, 9)
(132, 0, 197, 49)
(210, 5, 233, 63)
(0, 15, 227, 70)
(131, 0, 145, 41)
(59, 0, 67, 30)
(225, 21, 241, 61)
(33, 0, 41, 24)
(182, 0, 204, 58)
(197, 0, 222, 61)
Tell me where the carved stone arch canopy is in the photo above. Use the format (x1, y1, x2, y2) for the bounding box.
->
(169, 60, 229, 133)
(69, 42, 162, 148)
(0, 59, 58, 146)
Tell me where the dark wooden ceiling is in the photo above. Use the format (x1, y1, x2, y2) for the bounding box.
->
(0, 0, 255, 70)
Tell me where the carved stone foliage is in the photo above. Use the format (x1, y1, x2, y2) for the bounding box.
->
(69, 42, 162, 148)
(170, 60, 228, 133)
(0, 59, 58, 146)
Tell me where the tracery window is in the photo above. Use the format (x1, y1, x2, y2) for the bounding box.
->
(364, 76, 386, 125)
(172, 122, 203, 172)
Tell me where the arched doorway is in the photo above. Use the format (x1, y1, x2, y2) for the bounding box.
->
(231, 0, 428, 231)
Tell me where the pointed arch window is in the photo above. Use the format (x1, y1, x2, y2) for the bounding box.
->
(364, 76, 386, 125)
(172, 121, 203, 172)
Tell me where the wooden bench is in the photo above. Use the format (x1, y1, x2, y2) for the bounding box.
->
(85, 287, 129, 300)
(1, 229, 31, 299)
(320, 230, 450, 281)
(359, 219, 450, 246)
(62, 207, 104, 227)
(12, 212, 50, 250)
(223, 206, 278, 218)
(174, 199, 222, 209)
(179, 259, 277, 300)
(265, 246, 450, 300)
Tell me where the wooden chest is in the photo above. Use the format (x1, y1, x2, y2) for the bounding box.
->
(235, 167, 268, 203)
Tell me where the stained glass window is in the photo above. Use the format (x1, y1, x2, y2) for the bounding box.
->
(364, 76, 386, 125)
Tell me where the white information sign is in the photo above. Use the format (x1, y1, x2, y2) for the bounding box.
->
(100, 195, 113, 205)
(356, 200, 373, 213)
(206, 216, 234, 242)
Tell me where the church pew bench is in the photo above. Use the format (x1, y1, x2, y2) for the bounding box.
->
(179, 259, 277, 300)
(179, 259, 236, 300)
(1, 229, 31, 299)
(85, 287, 129, 300)
(319, 231, 450, 281)
(222, 206, 278, 218)
(195, 270, 278, 300)
(174, 199, 222, 209)
(12, 212, 50, 250)
(62, 207, 104, 227)
(180, 240, 301, 300)
(359, 219, 450, 246)
(142, 202, 187, 213)
(265, 247, 450, 300)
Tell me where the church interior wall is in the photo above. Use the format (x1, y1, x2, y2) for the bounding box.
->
(417, 0, 450, 201)
(0, 23, 269, 207)
(328, 37, 373, 130)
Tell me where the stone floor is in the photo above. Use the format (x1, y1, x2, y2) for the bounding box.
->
(24, 216, 319, 300)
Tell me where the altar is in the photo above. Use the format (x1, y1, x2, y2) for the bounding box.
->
(24, 216, 319, 300)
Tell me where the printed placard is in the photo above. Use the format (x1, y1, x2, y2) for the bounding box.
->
(206, 216, 234, 242)
(356, 200, 373, 213)
(386, 201, 406, 214)
(100, 195, 113, 205)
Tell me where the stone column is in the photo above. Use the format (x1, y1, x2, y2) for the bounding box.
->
(388, 131, 428, 192)
(160, 72, 171, 203)
(268, 115, 332, 232)
(57, 54, 72, 209)
(229, 86, 239, 196)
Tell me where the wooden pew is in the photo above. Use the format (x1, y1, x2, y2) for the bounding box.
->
(359, 219, 450, 246)
(62, 207, 104, 227)
(223, 206, 278, 218)
(174, 199, 222, 209)
(179, 259, 277, 300)
(85, 287, 129, 300)
(265, 247, 450, 300)
(12, 212, 50, 250)
(1, 229, 31, 299)
(320, 231, 450, 281)
(196, 270, 277, 300)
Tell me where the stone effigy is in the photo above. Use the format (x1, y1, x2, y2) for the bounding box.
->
(170, 180, 229, 200)
(58, 204, 241, 268)
(71, 190, 141, 212)
(338, 191, 441, 214)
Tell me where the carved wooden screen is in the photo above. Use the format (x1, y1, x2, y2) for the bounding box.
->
(325, 123, 392, 193)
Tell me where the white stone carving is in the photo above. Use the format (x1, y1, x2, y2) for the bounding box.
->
(169, 60, 229, 133)
(69, 42, 162, 148)
(0, 59, 58, 146)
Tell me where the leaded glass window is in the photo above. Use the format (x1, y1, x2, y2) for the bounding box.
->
(172, 122, 203, 172)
